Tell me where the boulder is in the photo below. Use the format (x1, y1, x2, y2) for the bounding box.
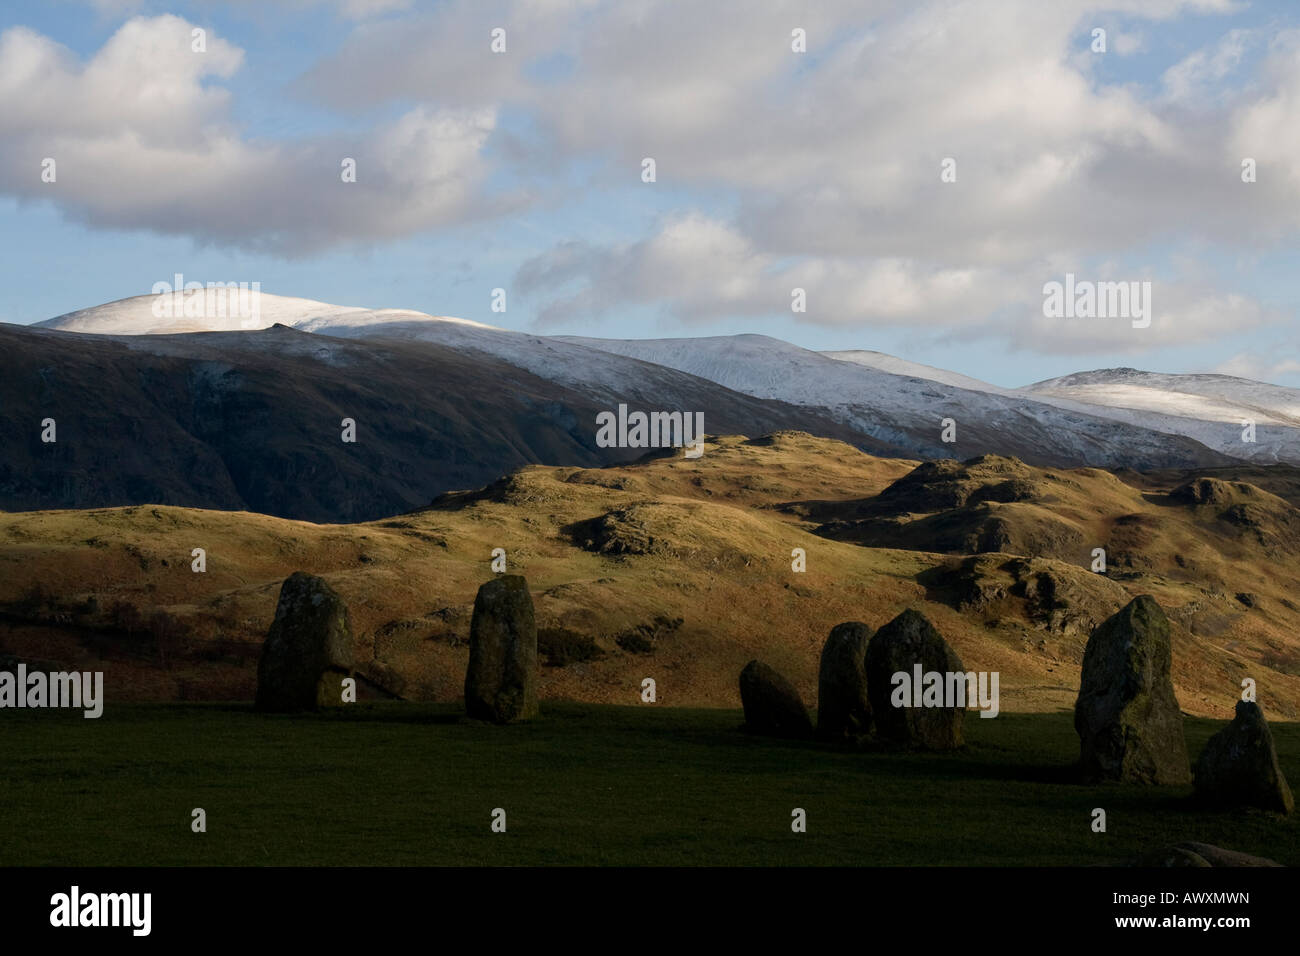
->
(817, 622, 873, 740)
(1193, 701, 1294, 814)
(865, 609, 965, 749)
(255, 571, 355, 713)
(1135, 846, 1213, 868)
(464, 575, 539, 723)
(1074, 595, 1190, 784)
(1170, 842, 1283, 867)
(739, 660, 813, 739)
(1135, 842, 1282, 868)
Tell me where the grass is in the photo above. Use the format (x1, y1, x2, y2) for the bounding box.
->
(1, 703, 1297, 866)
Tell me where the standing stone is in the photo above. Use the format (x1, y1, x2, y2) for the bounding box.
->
(865, 609, 965, 749)
(255, 571, 355, 713)
(1194, 701, 1294, 814)
(465, 575, 538, 723)
(1074, 595, 1190, 784)
(817, 622, 873, 740)
(739, 660, 813, 739)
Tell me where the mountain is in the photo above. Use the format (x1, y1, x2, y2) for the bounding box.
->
(40, 293, 879, 415)
(0, 321, 878, 521)
(557, 333, 1238, 470)
(1021, 368, 1300, 464)
(36, 291, 380, 334)
(821, 348, 1008, 393)
(33, 291, 1282, 488)
(820, 351, 1300, 465)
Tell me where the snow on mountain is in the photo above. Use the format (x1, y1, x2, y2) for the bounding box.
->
(1019, 369, 1300, 463)
(36, 291, 662, 397)
(38, 292, 596, 388)
(821, 349, 1010, 394)
(555, 334, 1237, 469)
(813, 356, 1300, 464)
(34, 293, 879, 451)
(36, 291, 378, 334)
(1024, 368, 1300, 424)
(32, 292, 1275, 468)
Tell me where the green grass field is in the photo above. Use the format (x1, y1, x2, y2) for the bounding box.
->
(2, 703, 1296, 866)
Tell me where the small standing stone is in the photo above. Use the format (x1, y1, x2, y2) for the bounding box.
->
(865, 609, 965, 749)
(817, 622, 873, 740)
(464, 575, 539, 723)
(1074, 595, 1190, 785)
(1194, 700, 1293, 814)
(739, 660, 813, 739)
(255, 572, 355, 713)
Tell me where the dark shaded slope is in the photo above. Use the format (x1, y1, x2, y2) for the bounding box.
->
(0, 323, 888, 521)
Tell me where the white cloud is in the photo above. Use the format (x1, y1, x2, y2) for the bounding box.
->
(9, 0, 1298, 365)
(1161, 27, 1252, 103)
(0, 15, 510, 253)
(485, 0, 1293, 352)
(1009, 285, 1279, 355)
(1211, 351, 1300, 382)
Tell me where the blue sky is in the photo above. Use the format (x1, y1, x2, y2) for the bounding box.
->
(2, 0, 1299, 388)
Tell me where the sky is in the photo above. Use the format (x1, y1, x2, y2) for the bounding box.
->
(1, 0, 1299, 388)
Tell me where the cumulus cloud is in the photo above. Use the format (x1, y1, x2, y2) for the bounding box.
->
(7, 0, 1297, 362)
(488, 0, 1289, 349)
(0, 15, 511, 253)
(518, 212, 1282, 355)
(1211, 351, 1300, 381)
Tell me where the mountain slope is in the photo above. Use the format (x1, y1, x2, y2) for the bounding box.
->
(34, 291, 1269, 470)
(0, 322, 880, 521)
(558, 333, 1238, 470)
(1022, 369, 1300, 463)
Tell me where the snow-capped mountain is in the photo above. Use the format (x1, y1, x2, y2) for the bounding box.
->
(38, 291, 380, 334)
(821, 349, 1009, 394)
(32, 291, 1274, 469)
(38, 291, 741, 403)
(815, 353, 1300, 463)
(1017, 369, 1300, 463)
(555, 334, 1241, 469)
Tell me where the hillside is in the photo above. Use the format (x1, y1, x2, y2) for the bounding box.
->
(558, 333, 1241, 469)
(2, 433, 1297, 719)
(33, 291, 1250, 471)
(0, 321, 879, 520)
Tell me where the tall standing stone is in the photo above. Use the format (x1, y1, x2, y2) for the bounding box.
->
(739, 660, 813, 739)
(1194, 701, 1293, 814)
(255, 571, 355, 713)
(1074, 595, 1190, 784)
(817, 622, 873, 740)
(865, 609, 965, 749)
(465, 575, 538, 723)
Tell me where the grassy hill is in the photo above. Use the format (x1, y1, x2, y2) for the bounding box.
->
(2, 432, 1299, 719)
